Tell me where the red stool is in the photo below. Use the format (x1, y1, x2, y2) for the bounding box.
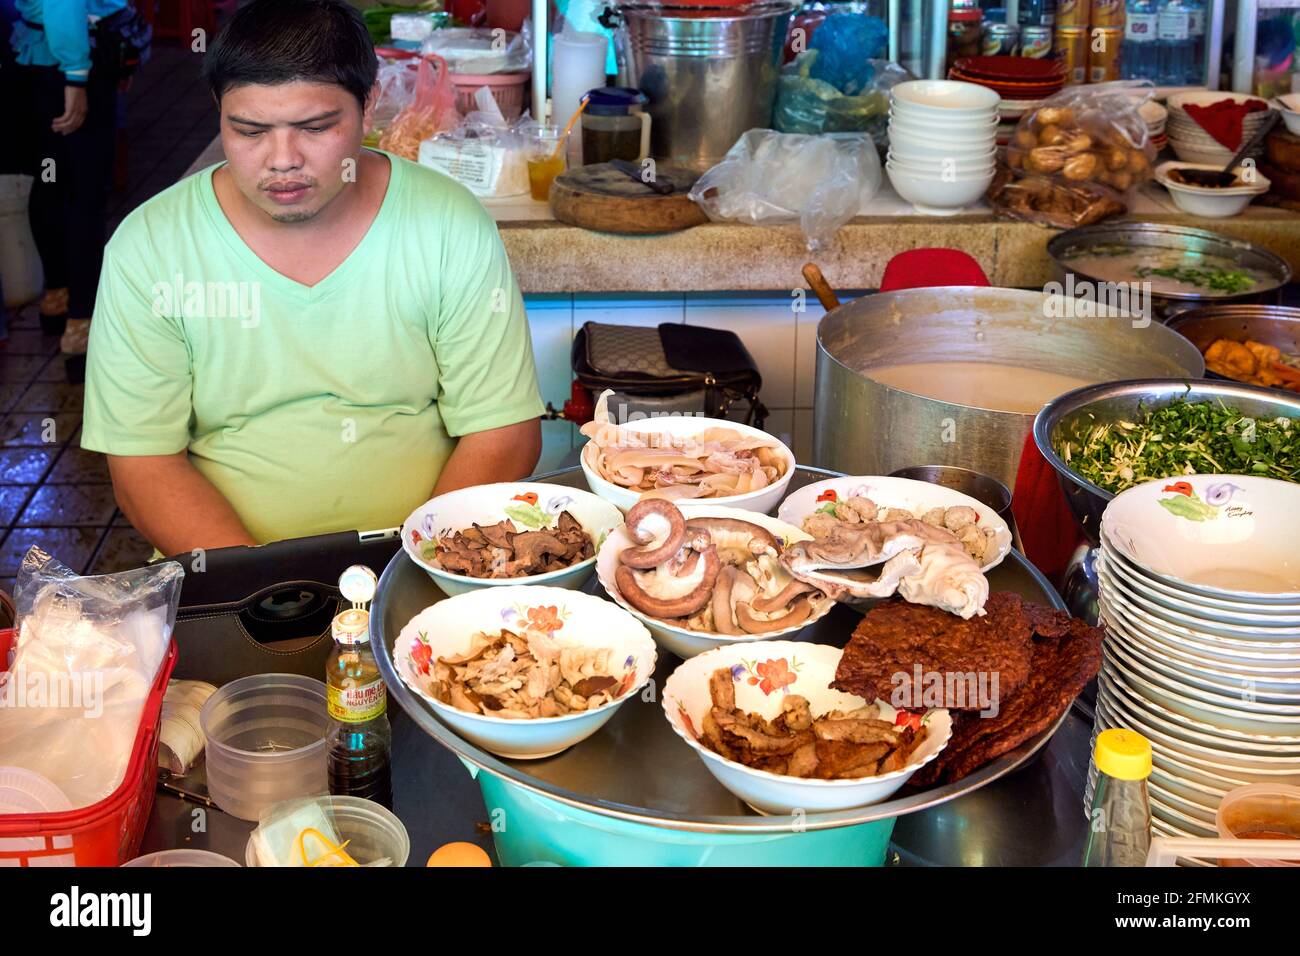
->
(879, 248, 990, 291)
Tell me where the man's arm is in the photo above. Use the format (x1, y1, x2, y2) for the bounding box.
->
(432, 418, 541, 497)
(108, 453, 257, 556)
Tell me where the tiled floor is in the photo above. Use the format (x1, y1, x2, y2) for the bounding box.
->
(0, 40, 218, 597)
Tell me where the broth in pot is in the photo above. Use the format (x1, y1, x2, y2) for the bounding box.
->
(865, 361, 1098, 414)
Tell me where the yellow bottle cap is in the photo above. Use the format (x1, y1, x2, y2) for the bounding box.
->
(1094, 728, 1152, 780)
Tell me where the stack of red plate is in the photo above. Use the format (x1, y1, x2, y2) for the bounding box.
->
(950, 56, 1067, 101)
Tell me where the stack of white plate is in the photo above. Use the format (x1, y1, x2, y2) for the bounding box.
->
(1089, 474, 1300, 844)
(1166, 91, 1272, 165)
(886, 79, 1000, 216)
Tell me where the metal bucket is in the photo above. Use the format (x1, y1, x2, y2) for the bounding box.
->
(615, 2, 795, 170)
(812, 286, 1206, 490)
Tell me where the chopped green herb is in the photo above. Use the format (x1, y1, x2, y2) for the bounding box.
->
(1055, 398, 1300, 494)
(1133, 264, 1256, 295)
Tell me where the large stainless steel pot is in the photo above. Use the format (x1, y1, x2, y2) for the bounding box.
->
(1046, 222, 1292, 324)
(614, 2, 795, 171)
(813, 286, 1205, 490)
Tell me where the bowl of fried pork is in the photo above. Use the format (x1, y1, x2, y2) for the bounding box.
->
(402, 482, 623, 596)
(661, 641, 952, 814)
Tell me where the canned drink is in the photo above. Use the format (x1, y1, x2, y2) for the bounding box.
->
(1090, 0, 1124, 29)
(1021, 25, 1054, 58)
(1056, 0, 1090, 28)
(983, 22, 1020, 56)
(1055, 27, 1088, 84)
(1089, 27, 1123, 82)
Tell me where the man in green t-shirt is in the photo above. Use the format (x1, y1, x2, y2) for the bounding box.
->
(82, 0, 544, 554)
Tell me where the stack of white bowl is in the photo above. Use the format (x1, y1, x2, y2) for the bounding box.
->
(887, 79, 1000, 216)
(1087, 475, 1300, 844)
(1166, 91, 1273, 166)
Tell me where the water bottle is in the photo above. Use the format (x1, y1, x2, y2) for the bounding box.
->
(1184, 0, 1206, 85)
(1156, 0, 1192, 86)
(1121, 0, 1159, 81)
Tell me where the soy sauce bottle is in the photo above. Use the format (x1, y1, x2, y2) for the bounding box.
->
(325, 568, 392, 808)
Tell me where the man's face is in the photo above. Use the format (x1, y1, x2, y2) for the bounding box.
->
(218, 80, 369, 223)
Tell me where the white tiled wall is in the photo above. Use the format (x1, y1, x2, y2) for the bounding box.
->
(524, 292, 816, 474)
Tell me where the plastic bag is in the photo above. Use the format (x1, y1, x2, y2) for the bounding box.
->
(371, 54, 418, 137)
(688, 130, 882, 251)
(418, 86, 531, 197)
(806, 14, 889, 94)
(379, 53, 461, 161)
(420, 26, 532, 73)
(991, 80, 1157, 228)
(0, 547, 182, 811)
(775, 55, 911, 146)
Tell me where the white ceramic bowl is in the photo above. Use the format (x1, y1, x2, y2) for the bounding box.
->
(1168, 140, 1241, 166)
(661, 640, 952, 814)
(885, 163, 995, 215)
(1098, 564, 1300, 641)
(578, 414, 796, 515)
(1104, 637, 1300, 715)
(1273, 94, 1300, 135)
(1167, 90, 1273, 115)
(1102, 475, 1300, 602)
(393, 585, 656, 759)
(888, 113, 1001, 140)
(776, 475, 1012, 572)
(886, 152, 997, 178)
(1098, 687, 1300, 783)
(887, 139, 998, 162)
(1100, 533, 1300, 620)
(596, 505, 833, 659)
(1155, 162, 1269, 218)
(401, 482, 623, 596)
(890, 79, 1002, 115)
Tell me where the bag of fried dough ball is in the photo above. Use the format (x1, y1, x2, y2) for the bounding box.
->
(990, 81, 1156, 228)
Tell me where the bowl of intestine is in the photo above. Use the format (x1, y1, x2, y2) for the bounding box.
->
(595, 499, 836, 659)
(402, 482, 624, 596)
(579, 390, 795, 514)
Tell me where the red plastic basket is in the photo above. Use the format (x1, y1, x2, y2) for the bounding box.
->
(0, 640, 177, 866)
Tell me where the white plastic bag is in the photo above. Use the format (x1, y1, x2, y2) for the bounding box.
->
(0, 547, 182, 811)
(420, 26, 532, 73)
(419, 87, 531, 197)
(688, 130, 882, 250)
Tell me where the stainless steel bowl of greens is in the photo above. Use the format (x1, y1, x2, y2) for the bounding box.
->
(1033, 379, 1300, 545)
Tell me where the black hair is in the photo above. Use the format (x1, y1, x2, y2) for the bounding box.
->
(202, 0, 377, 111)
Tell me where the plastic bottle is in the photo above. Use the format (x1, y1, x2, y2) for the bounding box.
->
(1156, 0, 1192, 86)
(1183, 0, 1206, 85)
(1120, 0, 1159, 81)
(325, 566, 393, 809)
(1083, 728, 1153, 867)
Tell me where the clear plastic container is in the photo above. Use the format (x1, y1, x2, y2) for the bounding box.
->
(1214, 784, 1300, 867)
(244, 795, 410, 867)
(123, 849, 240, 867)
(200, 674, 331, 822)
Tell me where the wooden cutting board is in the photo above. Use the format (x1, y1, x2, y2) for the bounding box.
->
(549, 162, 707, 235)
(1266, 129, 1300, 175)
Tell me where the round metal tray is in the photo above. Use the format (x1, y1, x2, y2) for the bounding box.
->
(371, 466, 1073, 834)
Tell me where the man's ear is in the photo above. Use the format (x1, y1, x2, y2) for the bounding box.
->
(362, 81, 379, 137)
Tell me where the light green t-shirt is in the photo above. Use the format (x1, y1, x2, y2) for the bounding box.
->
(82, 152, 544, 544)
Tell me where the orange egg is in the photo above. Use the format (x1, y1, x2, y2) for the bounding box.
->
(426, 842, 492, 867)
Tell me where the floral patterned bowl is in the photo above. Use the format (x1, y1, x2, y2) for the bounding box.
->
(394, 586, 656, 759)
(661, 641, 952, 814)
(401, 482, 624, 597)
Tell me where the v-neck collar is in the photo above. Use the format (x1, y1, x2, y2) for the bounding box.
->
(199, 150, 401, 302)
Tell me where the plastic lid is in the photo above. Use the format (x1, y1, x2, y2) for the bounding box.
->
(332, 608, 370, 644)
(950, 8, 983, 20)
(1094, 728, 1152, 780)
(338, 564, 377, 605)
(584, 87, 647, 116)
(0, 766, 74, 814)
